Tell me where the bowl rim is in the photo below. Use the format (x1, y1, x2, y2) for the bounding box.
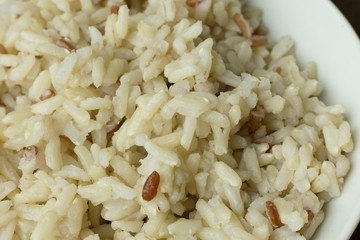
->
(316, 0, 360, 238)
(324, 0, 360, 42)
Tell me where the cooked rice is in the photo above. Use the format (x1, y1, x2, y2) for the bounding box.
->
(0, 0, 353, 239)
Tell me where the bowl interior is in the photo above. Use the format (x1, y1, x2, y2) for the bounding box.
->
(1, 0, 360, 239)
(250, 0, 360, 239)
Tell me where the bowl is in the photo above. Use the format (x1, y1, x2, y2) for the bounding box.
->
(1, 0, 360, 239)
(250, 0, 360, 239)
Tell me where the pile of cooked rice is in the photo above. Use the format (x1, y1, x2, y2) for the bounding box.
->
(0, 0, 353, 239)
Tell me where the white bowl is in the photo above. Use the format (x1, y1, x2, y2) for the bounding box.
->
(250, 0, 360, 239)
(1, 0, 360, 239)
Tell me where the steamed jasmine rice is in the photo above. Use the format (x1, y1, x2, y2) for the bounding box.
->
(0, 0, 353, 239)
